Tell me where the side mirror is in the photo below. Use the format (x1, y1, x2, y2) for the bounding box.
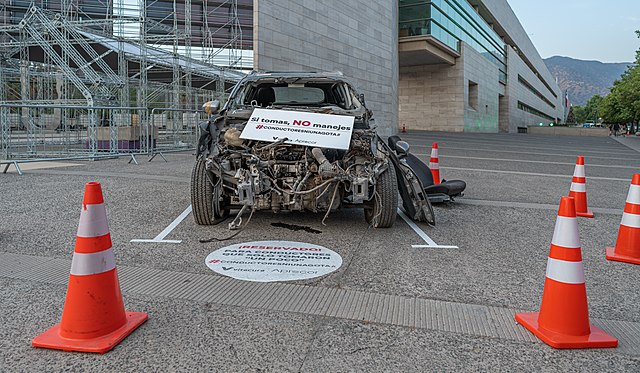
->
(203, 99, 221, 115)
(358, 93, 366, 105)
(395, 140, 410, 155)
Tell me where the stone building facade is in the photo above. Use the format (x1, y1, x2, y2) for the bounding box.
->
(254, 0, 561, 135)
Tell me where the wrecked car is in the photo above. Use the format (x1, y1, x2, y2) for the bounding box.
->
(191, 71, 436, 230)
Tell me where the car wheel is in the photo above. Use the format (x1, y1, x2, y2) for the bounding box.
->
(191, 157, 229, 225)
(364, 163, 398, 228)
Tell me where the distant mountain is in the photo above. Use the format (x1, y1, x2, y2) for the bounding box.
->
(543, 56, 632, 106)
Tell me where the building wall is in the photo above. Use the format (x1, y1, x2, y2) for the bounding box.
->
(399, 62, 464, 132)
(398, 0, 563, 133)
(461, 43, 500, 133)
(399, 43, 500, 133)
(253, 0, 561, 134)
(253, 0, 398, 136)
(505, 47, 561, 131)
(498, 94, 509, 132)
(482, 0, 564, 121)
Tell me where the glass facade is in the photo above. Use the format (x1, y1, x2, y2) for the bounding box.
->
(399, 0, 507, 83)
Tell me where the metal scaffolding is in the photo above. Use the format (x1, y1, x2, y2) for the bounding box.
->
(0, 0, 251, 160)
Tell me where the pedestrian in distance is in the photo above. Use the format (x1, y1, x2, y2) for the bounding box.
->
(613, 123, 620, 137)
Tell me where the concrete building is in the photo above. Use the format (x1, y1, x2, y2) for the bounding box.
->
(398, 0, 563, 133)
(254, 0, 562, 135)
(254, 0, 398, 136)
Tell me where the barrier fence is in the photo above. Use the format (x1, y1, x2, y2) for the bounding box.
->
(150, 107, 206, 160)
(0, 103, 205, 172)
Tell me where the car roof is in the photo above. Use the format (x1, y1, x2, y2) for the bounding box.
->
(239, 71, 356, 86)
(248, 70, 344, 78)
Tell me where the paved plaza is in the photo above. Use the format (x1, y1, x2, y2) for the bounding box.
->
(1, 132, 639, 372)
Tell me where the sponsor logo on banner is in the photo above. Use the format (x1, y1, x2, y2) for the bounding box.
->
(205, 241, 343, 282)
(239, 108, 355, 150)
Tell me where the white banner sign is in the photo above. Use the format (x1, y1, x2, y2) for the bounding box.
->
(205, 241, 343, 282)
(239, 108, 355, 150)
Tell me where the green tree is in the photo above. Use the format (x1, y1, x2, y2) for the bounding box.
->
(597, 30, 640, 126)
(572, 96, 604, 124)
(572, 105, 587, 123)
(566, 105, 577, 124)
(602, 67, 640, 125)
(584, 95, 603, 123)
(601, 86, 631, 124)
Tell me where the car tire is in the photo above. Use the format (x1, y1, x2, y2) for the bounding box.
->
(365, 163, 398, 228)
(191, 157, 229, 225)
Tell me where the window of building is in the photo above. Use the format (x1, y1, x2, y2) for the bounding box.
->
(468, 80, 478, 111)
(517, 101, 555, 121)
(518, 75, 556, 109)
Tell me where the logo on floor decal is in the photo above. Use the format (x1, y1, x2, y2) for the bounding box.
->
(205, 241, 343, 282)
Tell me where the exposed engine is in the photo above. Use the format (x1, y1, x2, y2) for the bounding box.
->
(206, 126, 388, 214)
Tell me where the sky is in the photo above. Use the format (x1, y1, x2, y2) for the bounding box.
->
(507, 0, 640, 63)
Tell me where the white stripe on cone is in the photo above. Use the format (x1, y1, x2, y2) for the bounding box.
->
(621, 212, 640, 229)
(573, 164, 585, 178)
(430, 162, 439, 169)
(431, 149, 438, 158)
(570, 182, 586, 193)
(546, 257, 585, 284)
(70, 248, 117, 276)
(626, 184, 640, 204)
(77, 204, 110, 238)
(551, 216, 581, 248)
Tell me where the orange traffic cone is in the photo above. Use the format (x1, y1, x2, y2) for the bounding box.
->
(429, 142, 440, 185)
(515, 196, 617, 349)
(568, 156, 594, 218)
(606, 174, 640, 265)
(32, 182, 147, 353)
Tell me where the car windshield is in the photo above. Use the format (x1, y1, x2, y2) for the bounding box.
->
(273, 87, 325, 104)
(230, 80, 362, 111)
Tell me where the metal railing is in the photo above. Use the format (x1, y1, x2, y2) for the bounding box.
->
(0, 103, 204, 173)
(149, 107, 206, 161)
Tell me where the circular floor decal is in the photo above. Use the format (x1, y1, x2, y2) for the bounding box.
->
(205, 241, 342, 282)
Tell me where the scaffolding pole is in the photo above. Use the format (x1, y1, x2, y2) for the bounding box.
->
(0, 0, 246, 160)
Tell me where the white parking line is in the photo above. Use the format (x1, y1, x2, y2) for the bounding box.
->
(397, 208, 459, 249)
(130, 205, 192, 244)
(412, 146, 632, 162)
(412, 153, 638, 170)
(400, 136, 635, 156)
(442, 167, 630, 182)
(458, 199, 622, 215)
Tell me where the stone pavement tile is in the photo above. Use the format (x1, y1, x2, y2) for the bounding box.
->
(612, 135, 640, 153)
(0, 278, 316, 372)
(4, 276, 638, 373)
(300, 318, 640, 372)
